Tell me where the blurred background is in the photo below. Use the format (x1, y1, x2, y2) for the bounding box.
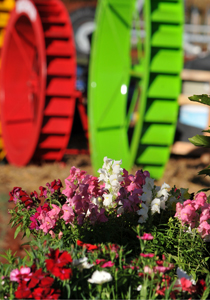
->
(1, 0, 210, 256)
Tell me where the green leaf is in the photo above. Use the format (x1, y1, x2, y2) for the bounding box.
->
(198, 167, 210, 176)
(202, 129, 210, 133)
(188, 94, 210, 106)
(66, 284, 71, 299)
(14, 225, 22, 239)
(0, 254, 9, 260)
(188, 135, 210, 147)
(26, 228, 31, 238)
(197, 187, 210, 193)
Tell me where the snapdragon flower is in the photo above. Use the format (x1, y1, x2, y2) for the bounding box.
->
(151, 198, 161, 214)
(140, 177, 155, 206)
(98, 157, 124, 209)
(137, 203, 148, 223)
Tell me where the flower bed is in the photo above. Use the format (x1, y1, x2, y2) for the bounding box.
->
(0, 155, 210, 300)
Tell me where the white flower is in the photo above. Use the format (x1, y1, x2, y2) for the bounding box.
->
(112, 160, 123, 174)
(160, 198, 167, 210)
(91, 196, 102, 207)
(140, 177, 154, 205)
(143, 177, 155, 191)
(88, 270, 112, 284)
(98, 168, 108, 182)
(137, 203, 148, 223)
(72, 257, 93, 271)
(103, 194, 113, 207)
(117, 205, 124, 215)
(86, 209, 91, 217)
(136, 284, 142, 291)
(105, 182, 112, 190)
(141, 191, 153, 206)
(98, 157, 124, 202)
(110, 174, 121, 187)
(102, 157, 113, 171)
(156, 182, 170, 200)
(151, 198, 160, 214)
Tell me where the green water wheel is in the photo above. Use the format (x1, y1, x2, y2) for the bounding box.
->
(88, 0, 183, 179)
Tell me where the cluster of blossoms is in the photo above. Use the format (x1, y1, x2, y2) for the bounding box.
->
(8, 157, 194, 240)
(136, 177, 190, 224)
(175, 191, 210, 240)
(10, 264, 61, 299)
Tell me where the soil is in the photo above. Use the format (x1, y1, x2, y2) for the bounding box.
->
(1, 151, 210, 262)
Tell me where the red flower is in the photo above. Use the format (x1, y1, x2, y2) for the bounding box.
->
(32, 287, 61, 300)
(39, 277, 54, 288)
(19, 189, 34, 207)
(15, 282, 32, 299)
(9, 187, 34, 207)
(28, 268, 46, 289)
(51, 266, 73, 280)
(45, 249, 73, 280)
(46, 249, 72, 269)
(196, 279, 207, 295)
(180, 278, 197, 293)
(77, 240, 84, 247)
(156, 286, 166, 296)
(77, 240, 98, 251)
(51, 179, 63, 191)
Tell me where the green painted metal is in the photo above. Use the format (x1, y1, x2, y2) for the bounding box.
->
(88, 0, 184, 178)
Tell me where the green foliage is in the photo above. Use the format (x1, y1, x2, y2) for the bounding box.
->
(188, 94, 210, 106)
(147, 218, 210, 278)
(188, 94, 210, 192)
(189, 135, 210, 148)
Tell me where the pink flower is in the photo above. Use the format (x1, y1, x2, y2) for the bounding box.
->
(140, 233, 154, 240)
(144, 266, 153, 274)
(61, 204, 75, 224)
(154, 266, 171, 273)
(140, 253, 155, 258)
(199, 209, 210, 223)
(58, 231, 63, 239)
(39, 216, 56, 234)
(10, 267, 31, 282)
(48, 204, 61, 219)
(198, 221, 210, 238)
(180, 204, 199, 228)
(49, 230, 56, 239)
(194, 192, 207, 210)
(175, 202, 183, 220)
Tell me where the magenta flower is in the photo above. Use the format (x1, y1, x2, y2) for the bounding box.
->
(140, 233, 154, 240)
(101, 261, 115, 268)
(140, 253, 155, 258)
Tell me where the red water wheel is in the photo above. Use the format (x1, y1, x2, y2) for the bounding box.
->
(0, 0, 77, 166)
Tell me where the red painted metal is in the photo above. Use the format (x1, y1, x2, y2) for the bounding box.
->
(0, 0, 77, 166)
